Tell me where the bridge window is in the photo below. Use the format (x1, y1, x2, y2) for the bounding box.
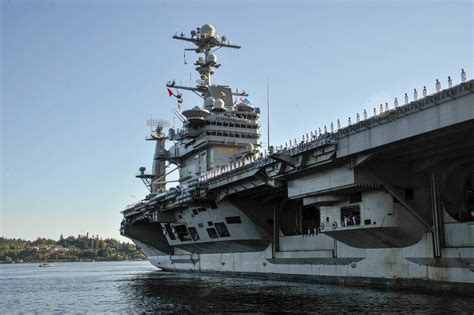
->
(341, 205, 361, 227)
(214, 222, 231, 237)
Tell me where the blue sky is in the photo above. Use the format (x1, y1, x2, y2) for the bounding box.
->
(1, 0, 472, 241)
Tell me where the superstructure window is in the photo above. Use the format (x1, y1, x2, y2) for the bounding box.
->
(225, 216, 241, 224)
(174, 224, 191, 241)
(188, 227, 200, 241)
(214, 222, 231, 237)
(206, 228, 219, 238)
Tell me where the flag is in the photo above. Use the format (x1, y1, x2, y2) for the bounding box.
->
(243, 98, 251, 105)
(167, 88, 174, 97)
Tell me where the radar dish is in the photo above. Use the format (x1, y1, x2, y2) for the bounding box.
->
(146, 118, 171, 130)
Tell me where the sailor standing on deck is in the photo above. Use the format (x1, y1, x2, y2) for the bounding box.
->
(461, 69, 467, 82)
(423, 86, 427, 97)
(436, 79, 441, 92)
(414, 89, 418, 100)
(448, 76, 453, 88)
(405, 93, 409, 104)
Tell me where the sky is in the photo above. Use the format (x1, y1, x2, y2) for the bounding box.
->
(1, 0, 473, 241)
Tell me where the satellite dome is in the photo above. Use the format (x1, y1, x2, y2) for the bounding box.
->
(204, 97, 215, 109)
(200, 24, 216, 37)
(213, 98, 225, 112)
(206, 53, 217, 64)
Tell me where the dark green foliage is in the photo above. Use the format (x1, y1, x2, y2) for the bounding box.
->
(0, 234, 146, 263)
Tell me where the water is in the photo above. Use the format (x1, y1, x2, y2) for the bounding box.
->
(1, 261, 474, 313)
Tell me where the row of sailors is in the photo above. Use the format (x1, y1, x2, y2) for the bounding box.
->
(405, 69, 467, 104)
(199, 70, 470, 182)
(302, 227, 321, 237)
(199, 153, 267, 181)
(285, 70, 469, 150)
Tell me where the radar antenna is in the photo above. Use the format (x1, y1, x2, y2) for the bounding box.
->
(169, 24, 247, 97)
(146, 117, 170, 132)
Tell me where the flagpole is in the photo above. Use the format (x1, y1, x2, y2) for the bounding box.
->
(267, 77, 270, 151)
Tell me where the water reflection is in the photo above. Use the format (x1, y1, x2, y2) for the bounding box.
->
(119, 271, 474, 313)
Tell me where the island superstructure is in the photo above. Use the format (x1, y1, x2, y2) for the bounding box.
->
(121, 24, 474, 292)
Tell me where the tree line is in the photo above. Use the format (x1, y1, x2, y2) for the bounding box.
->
(0, 233, 146, 263)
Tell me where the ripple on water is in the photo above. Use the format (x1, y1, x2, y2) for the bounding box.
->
(1, 261, 473, 313)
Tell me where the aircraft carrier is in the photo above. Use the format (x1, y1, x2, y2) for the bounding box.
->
(121, 24, 474, 292)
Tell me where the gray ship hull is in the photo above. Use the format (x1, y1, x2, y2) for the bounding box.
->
(142, 231, 474, 293)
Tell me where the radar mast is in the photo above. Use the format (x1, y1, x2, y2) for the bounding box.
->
(169, 24, 248, 98)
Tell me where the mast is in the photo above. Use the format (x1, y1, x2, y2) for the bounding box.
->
(170, 25, 248, 99)
(136, 119, 170, 193)
(267, 77, 270, 151)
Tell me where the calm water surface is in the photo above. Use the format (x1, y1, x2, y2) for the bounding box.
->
(1, 261, 474, 313)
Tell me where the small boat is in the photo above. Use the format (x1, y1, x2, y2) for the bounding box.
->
(39, 263, 53, 267)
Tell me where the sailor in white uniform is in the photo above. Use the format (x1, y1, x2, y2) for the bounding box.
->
(461, 69, 467, 82)
(436, 79, 441, 92)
